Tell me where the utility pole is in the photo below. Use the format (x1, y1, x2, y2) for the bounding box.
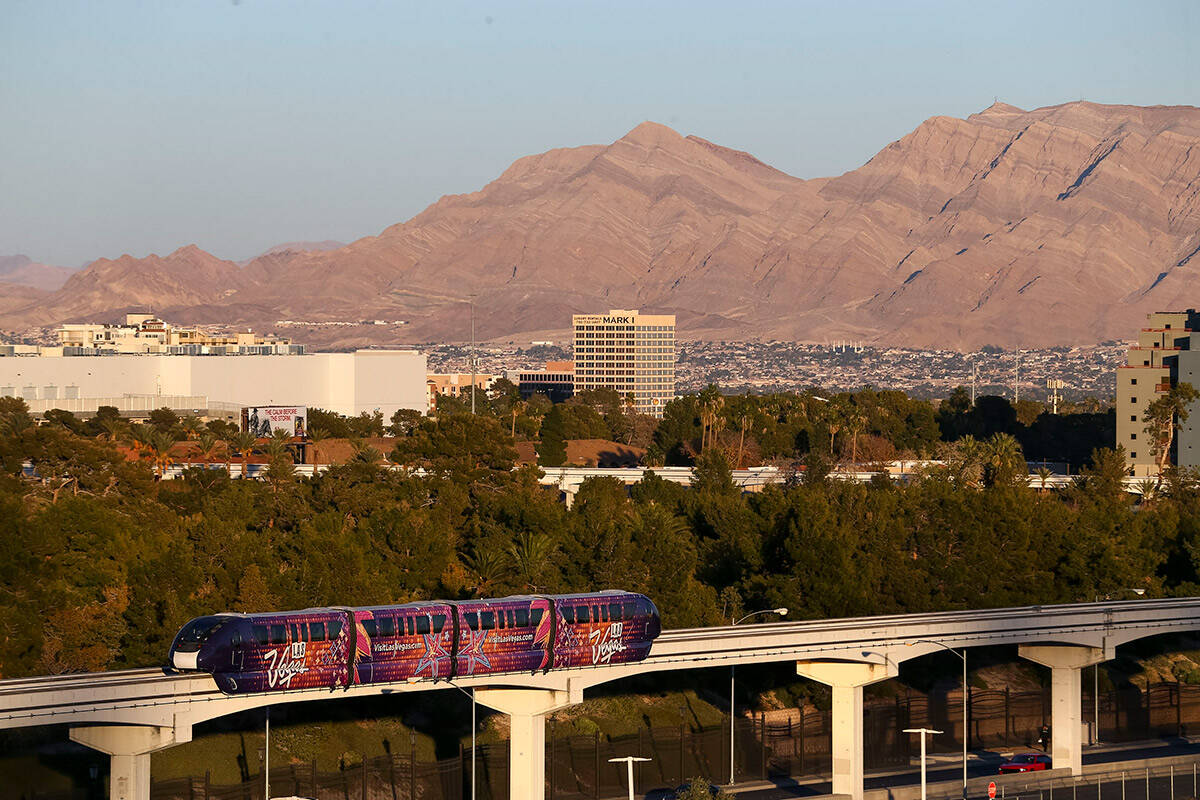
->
(1014, 350, 1021, 403)
(1047, 379, 1064, 414)
(469, 295, 477, 415)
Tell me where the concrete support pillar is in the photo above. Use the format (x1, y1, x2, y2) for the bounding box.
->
(475, 684, 582, 800)
(70, 724, 189, 800)
(1019, 644, 1107, 776)
(796, 659, 898, 800)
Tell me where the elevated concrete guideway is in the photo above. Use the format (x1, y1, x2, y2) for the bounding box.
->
(4, 598, 1199, 800)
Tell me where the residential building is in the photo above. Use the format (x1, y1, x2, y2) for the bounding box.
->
(1116, 309, 1200, 476)
(56, 313, 298, 355)
(426, 373, 497, 413)
(572, 309, 675, 417)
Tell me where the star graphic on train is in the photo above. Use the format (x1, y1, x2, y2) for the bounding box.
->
(459, 628, 491, 674)
(414, 628, 450, 678)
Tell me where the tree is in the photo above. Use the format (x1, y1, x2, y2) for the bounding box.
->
(307, 427, 329, 472)
(1144, 382, 1200, 479)
(536, 405, 568, 467)
(148, 407, 179, 434)
(228, 430, 258, 478)
(146, 430, 181, 478)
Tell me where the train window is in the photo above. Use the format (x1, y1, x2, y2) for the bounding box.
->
(432, 614, 446, 633)
(610, 604, 623, 621)
(464, 612, 479, 630)
(253, 626, 269, 645)
(515, 608, 529, 627)
(362, 620, 377, 637)
(599, 606, 607, 622)
(379, 617, 396, 637)
(530, 608, 543, 627)
(508, 610, 516, 627)
(310, 622, 326, 641)
(416, 616, 430, 635)
(269, 625, 286, 645)
(290, 624, 302, 641)
(624, 602, 636, 619)
(328, 620, 343, 639)
(575, 606, 588, 623)
(480, 611, 496, 630)
(495, 611, 504, 630)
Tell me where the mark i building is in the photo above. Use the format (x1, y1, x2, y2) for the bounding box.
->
(572, 309, 676, 417)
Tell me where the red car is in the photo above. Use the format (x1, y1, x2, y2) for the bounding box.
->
(999, 753, 1051, 774)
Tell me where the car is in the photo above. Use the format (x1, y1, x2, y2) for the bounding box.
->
(999, 753, 1051, 773)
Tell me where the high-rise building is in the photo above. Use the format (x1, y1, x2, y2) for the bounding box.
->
(572, 309, 675, 417)
(1116, 309, 1200, 476)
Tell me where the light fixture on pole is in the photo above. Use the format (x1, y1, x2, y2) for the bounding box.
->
(469, 294, 478, 415)
(1091, 588, 1146, 743)
(908, 640, 968, 799)
(903, 727, 943, 800)
(441, 681, 478, 800)
(728, 607, 788, 785)
(263, 706, 271, 800)
(608, 756, 651, 800)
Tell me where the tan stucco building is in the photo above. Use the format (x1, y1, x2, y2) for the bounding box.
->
(1117, 310, 1200, 476)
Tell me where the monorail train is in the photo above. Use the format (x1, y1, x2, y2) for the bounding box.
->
(168, 591, 660, 694)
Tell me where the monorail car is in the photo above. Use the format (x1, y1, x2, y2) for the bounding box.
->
(168, 591, 659, 694)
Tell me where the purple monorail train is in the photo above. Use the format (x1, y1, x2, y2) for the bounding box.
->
(168, 591, 660, 694)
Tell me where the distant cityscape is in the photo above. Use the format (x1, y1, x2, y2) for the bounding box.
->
(427, 340, 1126, 403)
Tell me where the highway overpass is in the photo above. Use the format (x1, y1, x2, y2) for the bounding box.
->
(3, 598, 1199, 800)
(145, 462, 1147, 498)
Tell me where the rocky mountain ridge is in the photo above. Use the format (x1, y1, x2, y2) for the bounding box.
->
(6, 101, 1200, 350)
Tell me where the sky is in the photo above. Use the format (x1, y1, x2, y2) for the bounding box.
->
(2, 0, 1196, 267)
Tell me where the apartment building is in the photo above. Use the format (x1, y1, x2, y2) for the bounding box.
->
(1117, 309, 1200, 476)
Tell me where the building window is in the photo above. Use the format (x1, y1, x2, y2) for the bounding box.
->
(1131, 415, 1137, 422)
(1130, 434, 1137, 440)
(1131, 397, 1137, 403)
(1131, 452, 1138, 459)
(1131, 378, 1137, 385)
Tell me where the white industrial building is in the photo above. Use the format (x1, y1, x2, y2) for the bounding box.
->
(0, 350, 427, 419)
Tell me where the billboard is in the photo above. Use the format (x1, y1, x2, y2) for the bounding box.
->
(242, 406, 307, 438)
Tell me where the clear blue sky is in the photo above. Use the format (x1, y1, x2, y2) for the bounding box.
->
(2, 0, 1195, 267)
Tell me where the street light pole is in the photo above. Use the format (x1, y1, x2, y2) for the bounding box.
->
(443, 682, 477, 800)
(903, 727, 943, 800)
(264, 705, 270, 800)
(729, 607, 788, 786)
(908, 640, 968, 799)
(469, 295, 477, 415)
(608, 756, 651, 800)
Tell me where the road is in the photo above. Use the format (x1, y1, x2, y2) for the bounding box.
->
(715, 741, 1200, 800)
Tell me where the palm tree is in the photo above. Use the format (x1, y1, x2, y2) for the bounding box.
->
(508, 531, 556, 590)
(510, 400, 526, 438)
(98, 417, 128, 444)
(464, 546, 510, 597)
(228, 430, 258, 478)
(307, 427, 329, 474)
(196, 431, 222, 464)
(146, 430, 180, 478)
(350, 438, 383, 466)
(179, 415, 203, 440)
(1034, 466, 1054, 493)
(983, 432, 1025, 487)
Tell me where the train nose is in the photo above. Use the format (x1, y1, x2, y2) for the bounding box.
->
(172, 650, 199, 670)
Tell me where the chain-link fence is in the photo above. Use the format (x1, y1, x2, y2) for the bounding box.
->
(86, 680, 1200, 800)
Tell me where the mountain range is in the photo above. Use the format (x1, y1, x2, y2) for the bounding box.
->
(5, 101, 1199, 350)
